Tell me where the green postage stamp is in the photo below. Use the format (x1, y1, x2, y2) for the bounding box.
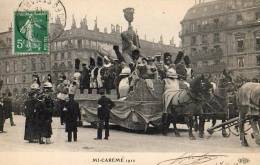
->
(14, 11, 49, 54)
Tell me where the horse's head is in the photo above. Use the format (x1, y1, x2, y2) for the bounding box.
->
(190, 74, 213, 100)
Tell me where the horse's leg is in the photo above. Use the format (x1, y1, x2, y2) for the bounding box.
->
(161, 113, 170, 136)
(239, 110, 249, 147)
(222, 119, 229, 138)
(212, 118, 217, 127)
(186, 116, 195, 140)
(194, 116, 199, 132)
(250, 116, 260, 145)
(198, 115, 205, 138)
(172, 113, 180, 137)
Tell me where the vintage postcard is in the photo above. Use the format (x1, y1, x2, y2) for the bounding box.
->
(0, 0, 260, 165)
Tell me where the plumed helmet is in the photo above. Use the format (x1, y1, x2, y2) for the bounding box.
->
(90, 57, 96, 66)
(166, 68, 178, 79)
(174, 51, 184, 64)
(97, 56, 103, 67)
(30, 82, 40, 90)
(75, 58, 80, 70)
(43, 81, 53, 88)
(120, 66, 131, 76)
(184, 56, 191, 66)
(163, 52, 172, 61)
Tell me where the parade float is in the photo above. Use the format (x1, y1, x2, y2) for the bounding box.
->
(78, 8, 165, 131)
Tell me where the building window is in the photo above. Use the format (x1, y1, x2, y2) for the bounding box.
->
(236, 14, 243, 25)
(256, 12, 260, 22)
(191, 36, 197, 45)
(31, 58, 36, 71)
(14, 76, 18, 84)
(256, 34, 260, 50)
(22, 75, 26, 83)
(237, 39, 244, 52)
(61, 53, 64, 60)
(6, 62, 10, 73)
(202, 46, 208, 55)
(213, 18, 219, 24)
(67, 52, 72, 60)
(213, 33, 220, 43)
(191, 48, 197, 56)
(257, 56, 260, 66)
(78, 39, 82, 49)
(235, 33, 245, 52)
(201, 34, 208, 44)
(22, 59, 26, 72)
(40, 57, 46, 70)
(14, 61, 18, 72)
(6, 77, 10, 84)
(237, 57, 244, 68)
(54, 54, 58, 60)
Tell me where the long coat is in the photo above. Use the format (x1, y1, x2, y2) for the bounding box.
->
(97, 96, 115, 121)
(36, 100, 53, 138)
(3, 97, 12, 119)
(24, 99, 39, 141)
(64, 100, 81, 132)
(80, 67, 90, 89)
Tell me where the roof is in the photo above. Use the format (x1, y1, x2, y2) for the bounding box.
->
(183, 0, 226, 21)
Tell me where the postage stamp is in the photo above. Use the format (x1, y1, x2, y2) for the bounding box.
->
(17, 0, 67, 42)
(14, 11, 49, 54)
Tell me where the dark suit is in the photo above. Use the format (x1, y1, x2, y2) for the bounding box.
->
(64, 99, 81, 142)
(97, 96, 115, 139)
(0, 102, 5, 132)
(3, 97, 15, 126)
(24, 99, 38, 141)
(80, 67, 90, 94)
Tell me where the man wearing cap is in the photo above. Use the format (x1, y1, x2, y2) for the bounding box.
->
(95, 89, 115, 140)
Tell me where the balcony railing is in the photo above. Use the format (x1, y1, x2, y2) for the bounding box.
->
(194, 63, 227, 73)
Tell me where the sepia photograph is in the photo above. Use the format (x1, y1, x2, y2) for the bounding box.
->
(0, 0, 260, 164)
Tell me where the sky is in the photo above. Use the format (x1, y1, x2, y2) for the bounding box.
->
(0, 0, 197, 46)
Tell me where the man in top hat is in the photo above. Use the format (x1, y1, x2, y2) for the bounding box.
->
(80, 63, 90, 94)
(174, 51, 190, 89)
(95, 88, 115, 140)
(63, 95, 81, 142)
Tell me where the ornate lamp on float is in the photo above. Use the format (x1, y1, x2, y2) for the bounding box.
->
(121, 8, 141, 64)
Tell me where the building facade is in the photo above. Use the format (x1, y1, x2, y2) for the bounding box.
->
(180, 0, 260, 79)
(0, 18, 179, 96)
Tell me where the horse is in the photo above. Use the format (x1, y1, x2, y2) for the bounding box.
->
(162, 75, 212, 140)
(199, 71, 238, 138)
(237, 82, 260, 146)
